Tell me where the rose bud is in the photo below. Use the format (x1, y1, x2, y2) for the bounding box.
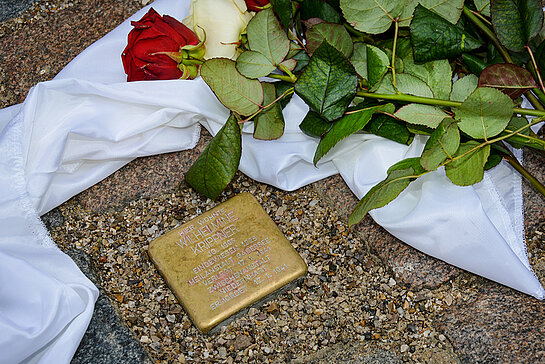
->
(122, 8, 203, 81)
(245, 0, 270, 12)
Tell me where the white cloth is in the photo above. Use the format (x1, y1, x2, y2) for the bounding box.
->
(0, 0, 543, 362)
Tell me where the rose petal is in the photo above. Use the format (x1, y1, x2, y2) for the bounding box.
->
(145, 62, 182, 79)
(245, 0, 269, 12)
(132, 37, 179, 61)
(163, 15, 199, 45)
(131, 7, 160, 27)
(124, 54, 147, 81)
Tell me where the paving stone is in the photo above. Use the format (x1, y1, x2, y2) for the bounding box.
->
(523, 148, 545, 237)
(0, 0, 140, 109)
(72, 293, 153, 364)
(312, 175, 461, 290)
(65, 249, 152, 364)
(293, 344, 403, 364)
(0, 0, 40, 22)
(41, 207, 65, 229)
(434, 278, 545, 363)
(76, 131, 211, 212)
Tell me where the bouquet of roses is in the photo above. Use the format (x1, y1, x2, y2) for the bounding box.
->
(123, 0, 545, 227)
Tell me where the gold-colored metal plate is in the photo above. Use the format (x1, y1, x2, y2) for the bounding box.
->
(148, 192, 307, 333)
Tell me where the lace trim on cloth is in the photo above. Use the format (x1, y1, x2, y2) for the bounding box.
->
(191, 120, 202, 151)
(481, 150, 534, 275)
(512, 148, 528, 268)
(4, 110, 58, 249)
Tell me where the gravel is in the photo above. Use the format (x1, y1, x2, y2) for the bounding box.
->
(48, 173, 465, 363)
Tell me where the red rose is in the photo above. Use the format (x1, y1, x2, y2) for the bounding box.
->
(122, 8, 199, 81)
(245, 0, 270, 12)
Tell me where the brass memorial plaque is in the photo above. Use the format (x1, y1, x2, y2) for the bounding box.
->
(148, 193, 307, 333)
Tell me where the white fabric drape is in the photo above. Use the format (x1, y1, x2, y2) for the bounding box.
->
(0, 0, 543, 362)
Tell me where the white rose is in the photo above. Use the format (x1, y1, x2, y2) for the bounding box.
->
(183, 0, 253, 60)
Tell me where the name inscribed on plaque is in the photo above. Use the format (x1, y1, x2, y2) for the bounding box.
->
(148, 193, 307, 333)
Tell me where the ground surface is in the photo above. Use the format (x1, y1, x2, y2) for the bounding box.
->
(2, 1, 545, 363)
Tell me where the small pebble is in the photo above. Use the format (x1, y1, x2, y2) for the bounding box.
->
(267, 302, 279, 314)
(234, 334, 252, 351)
(248, 307, 259, 316)
(388, 278, 396, 287)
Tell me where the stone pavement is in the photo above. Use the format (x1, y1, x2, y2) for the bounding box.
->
(0, 0, 40, 22)
(2, 0, 545, 363)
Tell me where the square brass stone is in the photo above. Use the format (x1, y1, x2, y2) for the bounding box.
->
(148, 192, 307, 333)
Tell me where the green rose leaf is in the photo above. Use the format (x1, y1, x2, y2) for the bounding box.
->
(300, 0, 342, 23)
(445, 141, 491, 186)
(275, 81, 294, 109)
(348, 158, 426, 226)
(350, 42, 368, 79)
(247, 8, 290, 66)
(270, 0, 293, 29)
(380, 38, 410, 71)
(406, 124, 434, 136)
(367, 45, 390, 88)
(420, 118, 460, 171)
(306, 22, 353, 58)
(419, 0, 464, 23)
(340, 0, 403, 34)
(375, 73, 434, 98)
(462, 53, 488, 76)
(185, 113, 242, 200)
(236, 51, 277, 79)
(474, 0, 491, 16)
(503, 116, 535, 149)
(286, 41, 302, 59)
(291, 50, 310, 72)
(365, 114, 412, 145)
(400, 0, 464, 27)
(385, 37, 413, 59)
(254, 82, 285, 140)
(450, 74, 478, 102)
(278, 59, 297, 72)
(385, 48, 405, 73)
(201, 58, 264, 116)
(478, 63, 537, 100)
(299, 111, 332, 138)
(410, 5, 482, 63)
(456, 87, 513, 139)
(485, 149, 503, 170)
(491, 0, 543, 52)
(403, 56, 452, 100)
(394, 104, 449, 128)
(314, 104, 395, 165)
(295, 41, 358, 122)
(279, 59, 297, 72)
